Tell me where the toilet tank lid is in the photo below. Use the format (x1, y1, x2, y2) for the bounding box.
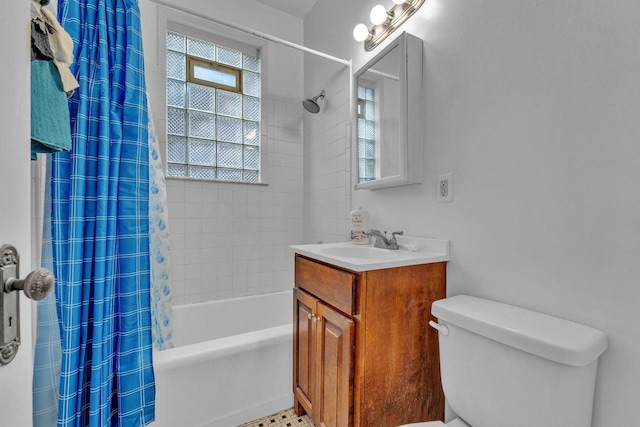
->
(431, 295, 608, 367)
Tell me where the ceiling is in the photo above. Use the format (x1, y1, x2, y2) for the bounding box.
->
(254, 0, 318, 19)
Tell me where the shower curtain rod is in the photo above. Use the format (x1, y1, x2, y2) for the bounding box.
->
(150, 0, 352, 66)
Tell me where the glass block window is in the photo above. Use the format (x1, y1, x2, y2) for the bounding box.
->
(357, 85, 376, 183)
(166, 31, 261, 183)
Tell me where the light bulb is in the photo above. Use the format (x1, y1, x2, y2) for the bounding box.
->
(353, 23, 370, 42)
(392, 0, 406, 4)
(369, 5, 388, 25)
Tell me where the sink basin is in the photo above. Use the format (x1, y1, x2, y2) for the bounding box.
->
(290, 237, 449, 272)
(320, 246, 403, 260)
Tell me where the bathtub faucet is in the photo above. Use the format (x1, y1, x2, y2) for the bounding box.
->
(367, 229, 403, 250)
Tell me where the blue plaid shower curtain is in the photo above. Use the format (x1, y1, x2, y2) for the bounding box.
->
(49, 0, 155, 425)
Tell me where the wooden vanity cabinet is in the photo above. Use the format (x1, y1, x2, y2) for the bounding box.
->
(294, 288, 355, 427)
(293, 254, 446, 427)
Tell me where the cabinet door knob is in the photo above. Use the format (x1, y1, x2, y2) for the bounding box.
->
(308, 313, 312, 320)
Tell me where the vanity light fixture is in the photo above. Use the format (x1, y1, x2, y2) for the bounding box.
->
(353, 0, 425, 51)
(369, 5, 389, 25)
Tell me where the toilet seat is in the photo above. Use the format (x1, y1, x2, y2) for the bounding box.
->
(398, 418, 470, 427)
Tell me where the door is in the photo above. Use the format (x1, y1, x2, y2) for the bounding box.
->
(0, 1, 35, 425)
(293, 288, 318, 417)
(315, 302, 354, 427)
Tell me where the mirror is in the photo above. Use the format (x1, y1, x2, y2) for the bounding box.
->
(354, 32, 423, 190)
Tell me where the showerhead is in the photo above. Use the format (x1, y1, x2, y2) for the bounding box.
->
(303, 98, 320, 114)
(303, 90, 325, 113)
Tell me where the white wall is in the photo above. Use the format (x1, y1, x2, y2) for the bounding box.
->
(141, 0, 305, 304)
(304, 0, 640, 425)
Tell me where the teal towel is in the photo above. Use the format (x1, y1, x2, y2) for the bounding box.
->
(31, 60, 71, 159)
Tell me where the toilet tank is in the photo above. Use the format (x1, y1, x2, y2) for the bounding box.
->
(431, 295, 607, 427)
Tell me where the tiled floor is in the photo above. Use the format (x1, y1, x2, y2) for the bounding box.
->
(239, 408, 315, 427)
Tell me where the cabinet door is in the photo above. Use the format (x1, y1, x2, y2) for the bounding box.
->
(293, 288, 318, 416)
(315, 302, 355, 427)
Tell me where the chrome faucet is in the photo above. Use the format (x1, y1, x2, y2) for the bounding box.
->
(367, 229, 404, 250)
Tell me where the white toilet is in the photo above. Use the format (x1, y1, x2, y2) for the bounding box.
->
(401, 295, 608, 427)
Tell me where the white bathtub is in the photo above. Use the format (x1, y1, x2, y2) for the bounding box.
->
(152, 290, 293, 427)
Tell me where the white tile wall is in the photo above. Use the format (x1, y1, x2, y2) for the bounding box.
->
(166, 94, 303, 304)
(303, 64, 351, 245)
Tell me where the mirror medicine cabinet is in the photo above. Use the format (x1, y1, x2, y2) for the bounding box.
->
(353, 32, 423, 190)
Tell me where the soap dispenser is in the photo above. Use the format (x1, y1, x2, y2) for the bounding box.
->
(350, 207, 369, 245)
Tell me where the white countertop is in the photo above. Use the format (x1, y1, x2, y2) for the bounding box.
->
(290, 236, 450, 272)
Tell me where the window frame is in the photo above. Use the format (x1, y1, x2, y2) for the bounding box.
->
(187, 56, 243, 93)
(157, 7, 269, 185)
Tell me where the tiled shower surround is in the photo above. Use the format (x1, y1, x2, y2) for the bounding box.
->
(166, 94, 304, 304)
(302, 60, 351, 246)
